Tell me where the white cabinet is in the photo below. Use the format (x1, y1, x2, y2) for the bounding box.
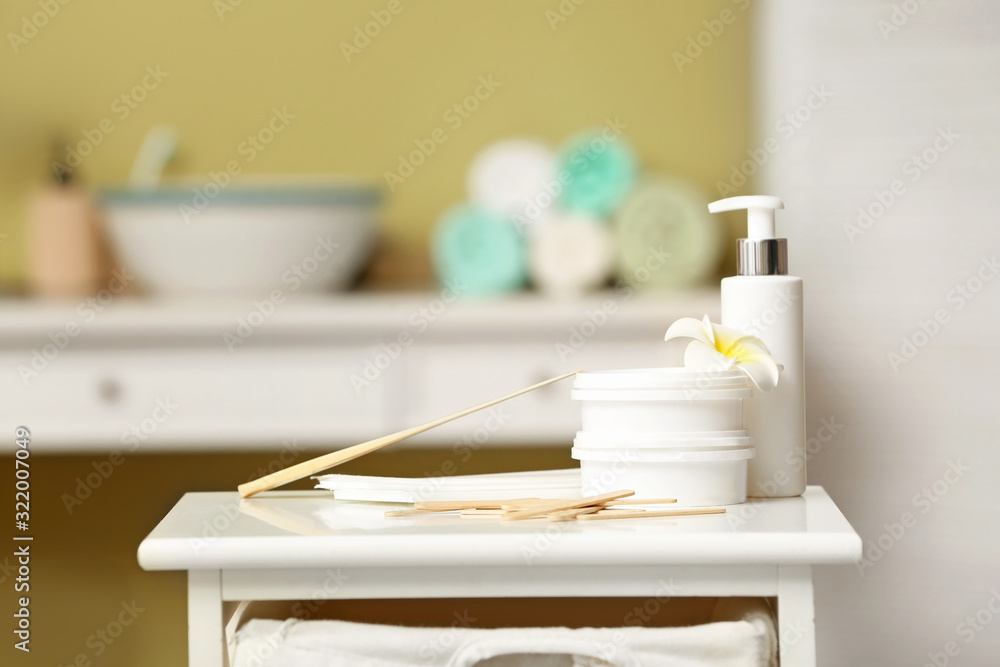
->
(0, 347, 387, 450)
(0, 291, 717, 452)
(402, 342, 671, 444)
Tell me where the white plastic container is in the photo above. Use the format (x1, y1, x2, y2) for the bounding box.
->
(571, 368, 751, 433)
(573, 440, 754, 507)
(574, 430, 751, 450)
(711, 195, 806, 498)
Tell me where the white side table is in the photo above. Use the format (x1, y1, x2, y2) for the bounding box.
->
(138, 486, 860, 667)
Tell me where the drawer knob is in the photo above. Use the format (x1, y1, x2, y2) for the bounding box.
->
(97, 377, 123, 404)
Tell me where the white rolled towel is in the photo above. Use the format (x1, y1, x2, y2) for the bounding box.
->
(232, 598, 776, 667)
(529, 214, 614, 298)
(467, 138, 558, 230)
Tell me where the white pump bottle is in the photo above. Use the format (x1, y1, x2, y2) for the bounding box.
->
(710, 195, 805, 498)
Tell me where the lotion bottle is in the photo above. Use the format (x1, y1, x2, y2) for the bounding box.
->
(710, 195, 805, 498)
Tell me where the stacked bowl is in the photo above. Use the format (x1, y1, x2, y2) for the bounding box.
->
(570, 368, 754, 507)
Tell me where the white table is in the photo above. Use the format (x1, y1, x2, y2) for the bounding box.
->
(138, 486, 861, 666)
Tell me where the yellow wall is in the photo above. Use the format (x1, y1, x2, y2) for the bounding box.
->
(0, 4, 752, 662)
(0, 0, 753, 287)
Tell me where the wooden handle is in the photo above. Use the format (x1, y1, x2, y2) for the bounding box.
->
(238, 370, 581, 498)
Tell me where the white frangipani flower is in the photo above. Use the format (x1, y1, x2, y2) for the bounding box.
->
(664, 315, 781, 392)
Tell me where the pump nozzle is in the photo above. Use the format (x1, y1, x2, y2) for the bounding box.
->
(708, 195, 784, 240)
(709, 195, 788, 276)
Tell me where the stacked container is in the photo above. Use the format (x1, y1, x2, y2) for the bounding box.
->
(570, 368, 754, 506)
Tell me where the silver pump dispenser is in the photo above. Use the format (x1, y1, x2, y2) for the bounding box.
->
(708, 195, 787, 276)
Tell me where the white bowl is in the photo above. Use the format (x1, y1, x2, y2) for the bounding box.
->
(99, 180, 381, 295)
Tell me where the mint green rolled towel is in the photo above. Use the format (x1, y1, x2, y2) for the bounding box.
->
(432, 204, 528, 296)
(613, 175, 722, 289)
(557, 129, 638, 217)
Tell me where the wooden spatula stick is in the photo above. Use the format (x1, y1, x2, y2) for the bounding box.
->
(239, 370, 581, 498)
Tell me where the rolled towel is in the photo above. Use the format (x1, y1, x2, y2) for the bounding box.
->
(467, 139, 557, 233)
(613, 175, 722, 290)
(557, 129, 637, 217)
(233, 607, 777, 667)
(529, 214, 613, 298)
(432, 203, 528, 296)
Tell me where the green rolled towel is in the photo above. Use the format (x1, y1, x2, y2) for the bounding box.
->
(557, 129, 638, 217)
(432, 203, 528, 296)
(613, 175, 722, 290)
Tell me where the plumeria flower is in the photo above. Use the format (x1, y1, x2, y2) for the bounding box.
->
(664, 315, 781, 392)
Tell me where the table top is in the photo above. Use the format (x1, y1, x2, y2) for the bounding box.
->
(137, 486, 861, 571)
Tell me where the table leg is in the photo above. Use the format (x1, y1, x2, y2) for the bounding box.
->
(777, 564, 816, 667)
(189, 569, 226, 667)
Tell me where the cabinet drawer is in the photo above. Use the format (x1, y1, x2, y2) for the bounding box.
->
(0, 347, 386, 452)
(401, 342, 666, 445)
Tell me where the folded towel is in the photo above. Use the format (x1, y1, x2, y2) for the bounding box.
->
(613, 176, 721, 289)
(432, 204, 528, 296)
(556, 130, 637, 218)
(529, 214, 614, 297)
(232, 598, 775, 667)
(467, 139, 557, 219)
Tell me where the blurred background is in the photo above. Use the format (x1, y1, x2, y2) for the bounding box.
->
(1, 1, 998, 665)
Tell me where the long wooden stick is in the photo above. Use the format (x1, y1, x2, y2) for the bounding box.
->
(605, 498, 677, 506)
(577, 507, 725, 521)
(238, 370, 581, 498)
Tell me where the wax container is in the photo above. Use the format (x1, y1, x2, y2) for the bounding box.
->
(574, 444, 754, 507)
(571, 368, 751, 434)
(573, 430, 752, 450)
(570, 368, 755, 506)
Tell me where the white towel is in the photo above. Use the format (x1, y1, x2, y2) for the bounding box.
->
(232, 599, 775, 667)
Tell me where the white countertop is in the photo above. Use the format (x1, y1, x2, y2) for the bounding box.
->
(138, 486, 862, 570)
(0, 289, 721, 452)
(0, 290, 719, 342)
